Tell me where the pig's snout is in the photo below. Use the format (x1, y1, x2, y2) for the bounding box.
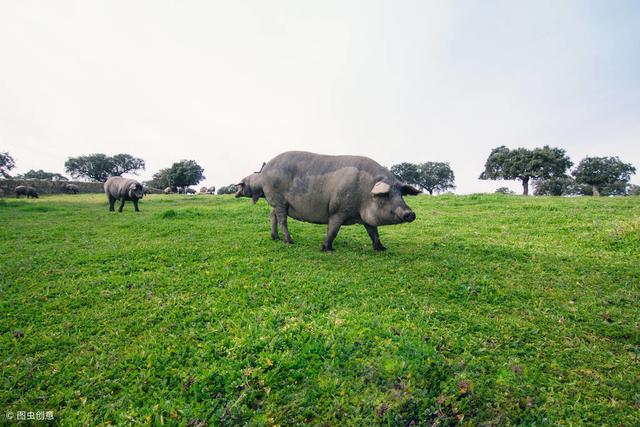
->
(395, 206, 416, 222)
(403, 211, 416, 222)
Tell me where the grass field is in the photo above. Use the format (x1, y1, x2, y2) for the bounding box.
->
(1, 193, 639, 425)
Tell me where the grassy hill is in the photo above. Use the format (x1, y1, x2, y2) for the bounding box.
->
(1, 193, 638, 425)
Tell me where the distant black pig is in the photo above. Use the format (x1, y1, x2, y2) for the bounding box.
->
(15, 185, 39, 199)
(64, 183, 79, 194)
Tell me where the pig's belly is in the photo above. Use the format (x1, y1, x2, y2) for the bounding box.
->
(287, 199, 362, 225)
(287, 201, 329, 224)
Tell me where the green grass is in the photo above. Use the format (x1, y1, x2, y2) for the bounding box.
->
(1, 193, 639, 426)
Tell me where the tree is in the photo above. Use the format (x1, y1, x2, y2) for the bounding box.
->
(390, 162, 420, 185)
(17, 169, 69, 181)
(416, 162, 455, 195)
(628, 184, 640, 196)
(144, 168, 172, 190)
(167, 160, 205, 188)
(65, 154, 111, 182)
(572, 156, 636, 196)
(533, 177, 580, 196)
(480, 145, 573, 195)
(111, 154, 146, 176)
(597, 181, 629, 196)
(146, 161, 205, 190)
(391, 161, 455, 195)
(64, 153, 145, 182)
(0, 151, 16, 178)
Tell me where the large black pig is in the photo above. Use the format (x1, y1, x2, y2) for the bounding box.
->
(104, 176, 144, 212)
(236, 151, 420, 251)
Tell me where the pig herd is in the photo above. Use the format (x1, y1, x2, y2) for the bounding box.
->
(14, 151, 420, 251)
(14, 183, 79, 198)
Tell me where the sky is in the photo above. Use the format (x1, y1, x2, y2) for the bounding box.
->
(1, 0, 639, 193)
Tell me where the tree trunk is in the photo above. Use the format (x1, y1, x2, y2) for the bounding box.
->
(521, 177, 529, 195)
(428, 189, 433, 195)
(592, 184, 600, 196)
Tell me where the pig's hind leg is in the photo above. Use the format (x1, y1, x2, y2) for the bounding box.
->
(279, 216, 293, 244)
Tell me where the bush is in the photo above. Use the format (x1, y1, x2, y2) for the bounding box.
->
(217, 184, 238, 195)
(495, 187, 515, 195)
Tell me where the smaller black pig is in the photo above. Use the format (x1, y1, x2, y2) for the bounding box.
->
(15, 185, 39, 199)
(64, 183, 79, 194)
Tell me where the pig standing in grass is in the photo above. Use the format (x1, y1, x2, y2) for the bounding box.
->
(15, 185, 39, 198)
(64, 183, 79, 194)
(104, 176, 144, 212)
(236, 151, 420, 251)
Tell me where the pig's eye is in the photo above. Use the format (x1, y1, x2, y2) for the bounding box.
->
(375, 193, 389, 200)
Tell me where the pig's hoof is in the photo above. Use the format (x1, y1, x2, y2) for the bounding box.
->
(271, 234, 280, 241)
(321, 244, 335, 252)
(373, 244, 387, 251)
(284, 239, 294, 245)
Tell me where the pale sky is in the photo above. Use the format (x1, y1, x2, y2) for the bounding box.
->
(1, 1, 639, 193)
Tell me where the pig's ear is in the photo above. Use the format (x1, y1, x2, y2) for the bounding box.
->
(234, 182, 245, 197)
(401, 184, 421, 196)
(371, 181, 391, 196)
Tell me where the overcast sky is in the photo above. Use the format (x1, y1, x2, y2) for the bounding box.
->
(1, 1, 639, 193)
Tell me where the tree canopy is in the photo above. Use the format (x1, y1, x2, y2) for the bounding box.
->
(391, 161, 455, 195)
(145, 168, 172, 190)
(145, 160, 205, 191)
(64, 153, 146, 182)
(111, 154, 146, 176)
(0, 151, 16, 178)
(416, 162, 455, 195)
(390, 163, 420, 186)
(479, 145, 573, 195)
(17, 169, 69, 181)
(167, 160, 205, 188)
(145, 160, 205, 190)
(572, 156, 636, 196)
